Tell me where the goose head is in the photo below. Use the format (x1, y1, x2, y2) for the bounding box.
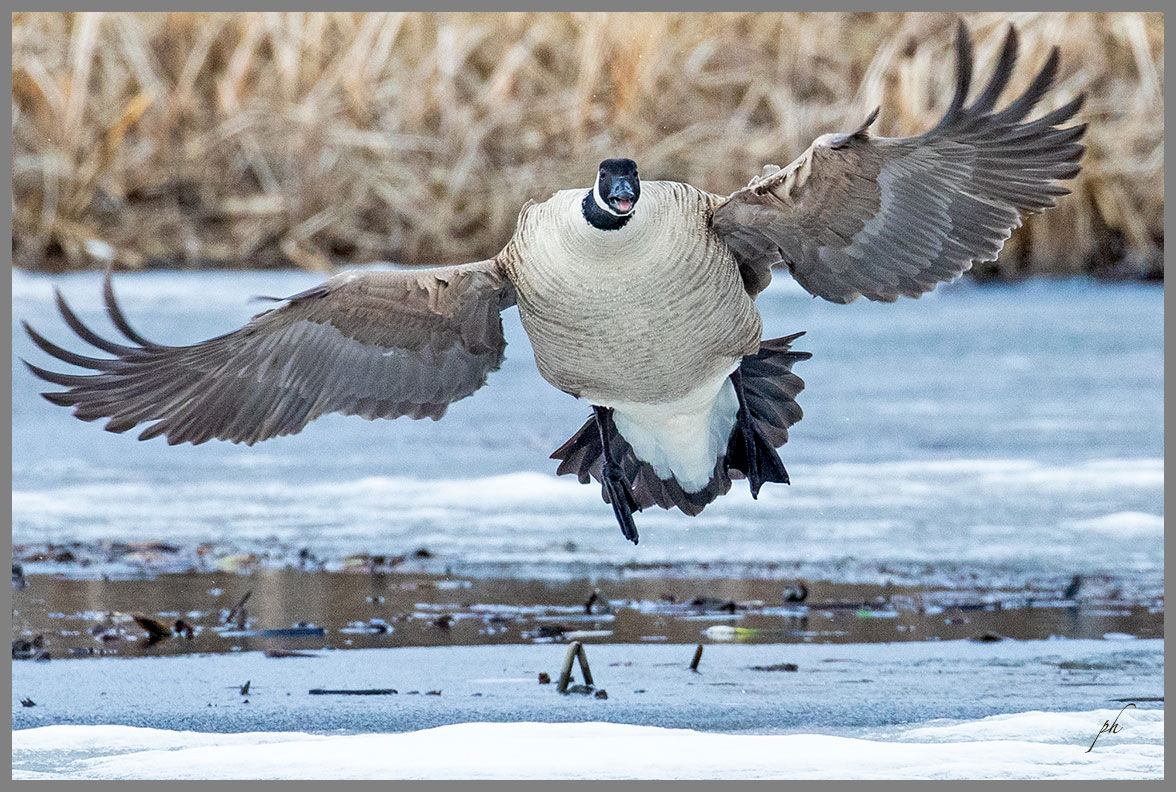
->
(583, 158, 640, 230)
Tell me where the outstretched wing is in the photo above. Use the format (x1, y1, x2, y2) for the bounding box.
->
(23, 261, 517, 445)
(712, 21, 1086, 303)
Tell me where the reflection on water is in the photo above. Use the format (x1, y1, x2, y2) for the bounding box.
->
(12, 570, 1163, 660)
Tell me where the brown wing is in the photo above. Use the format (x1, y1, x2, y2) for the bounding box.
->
(711, 21, 1086, 303)
(23, 262, 517, 445)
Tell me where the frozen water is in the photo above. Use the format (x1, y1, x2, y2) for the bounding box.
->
(11, 270, 1164, 583)
(11, 639, 1165, 779)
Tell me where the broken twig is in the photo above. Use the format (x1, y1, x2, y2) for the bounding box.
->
(224, 590, 252, 626)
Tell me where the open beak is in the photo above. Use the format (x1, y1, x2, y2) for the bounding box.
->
(608, 181, 636, 214)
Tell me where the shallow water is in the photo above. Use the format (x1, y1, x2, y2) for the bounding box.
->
(11, 569, 1163, 661)
(11, 270, 1165, 589)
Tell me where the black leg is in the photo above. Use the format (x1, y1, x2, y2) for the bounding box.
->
(730, 364, 789, 498)
(593, 405, 641, 544)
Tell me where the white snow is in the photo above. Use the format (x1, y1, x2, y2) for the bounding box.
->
(13, 712, 1163, 780)
(894, 708, 1164, 745)
(13, 460, 1164, 569)
(1064, 511, 1164, 535)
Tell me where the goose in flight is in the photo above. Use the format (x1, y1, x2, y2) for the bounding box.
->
(23, 22, 1085, 544)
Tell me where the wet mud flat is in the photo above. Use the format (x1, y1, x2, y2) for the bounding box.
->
(12, 567, 1163, 662)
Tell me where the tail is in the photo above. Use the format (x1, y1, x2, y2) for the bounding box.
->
(551, 332, 811, 516)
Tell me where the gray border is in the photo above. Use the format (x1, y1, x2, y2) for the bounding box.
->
(6, 3, 1168, 792)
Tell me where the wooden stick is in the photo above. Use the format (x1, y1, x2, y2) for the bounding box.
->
(576, 642, 594, 687)
(225, 589, 252, 625)
(690, 643, 703, 672)
(557, 641, 581, 694)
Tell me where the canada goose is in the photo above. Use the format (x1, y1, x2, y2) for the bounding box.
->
(23, 22, 1084, 544)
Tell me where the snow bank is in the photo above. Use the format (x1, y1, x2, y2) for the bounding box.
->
(13, 712, 1163, 780)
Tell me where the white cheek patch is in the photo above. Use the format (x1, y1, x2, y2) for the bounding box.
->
(593, 176, 630, 217)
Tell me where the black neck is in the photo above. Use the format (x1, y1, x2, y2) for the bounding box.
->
(582, 191, 632, 231)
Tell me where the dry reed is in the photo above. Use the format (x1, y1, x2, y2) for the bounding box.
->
(10, 12, 1164, 280)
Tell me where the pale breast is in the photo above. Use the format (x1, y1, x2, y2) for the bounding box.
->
(500, 181, 762, 404)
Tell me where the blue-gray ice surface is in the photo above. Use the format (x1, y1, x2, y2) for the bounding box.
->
(11, 270, 1164, 586)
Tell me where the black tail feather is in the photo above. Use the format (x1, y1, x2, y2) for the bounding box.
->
(726, 370, 791, 498)
(726, 331, 811, 495)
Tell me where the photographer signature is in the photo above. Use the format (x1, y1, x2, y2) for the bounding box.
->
(1087, 703, 1136, 752)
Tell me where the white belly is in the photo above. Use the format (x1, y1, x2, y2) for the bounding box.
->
(603, 366, 739, 492)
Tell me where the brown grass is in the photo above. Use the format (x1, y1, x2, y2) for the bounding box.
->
(10, 11, 1164, 280)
